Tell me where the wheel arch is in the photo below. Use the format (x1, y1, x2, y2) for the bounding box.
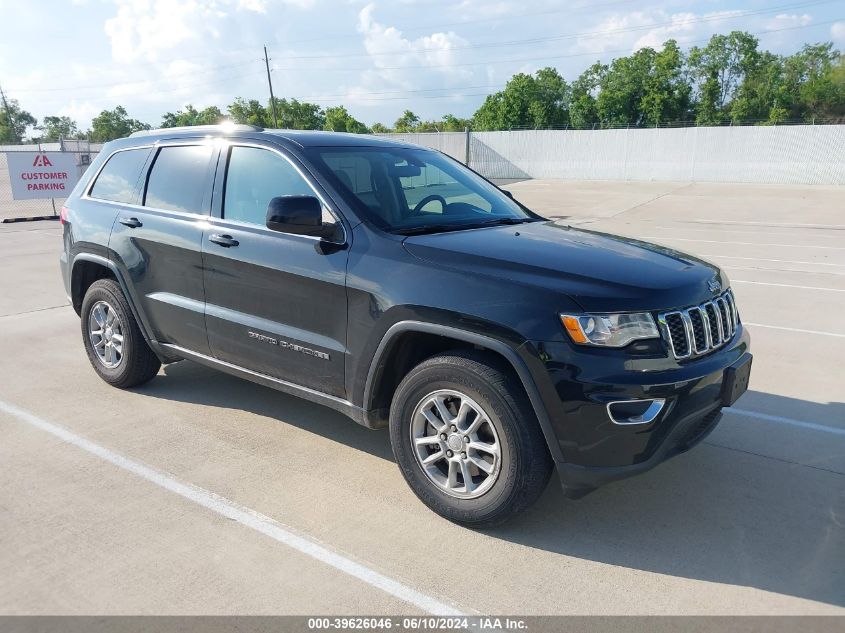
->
(70, 254, 175, 362)
(362, 320, 564, 462)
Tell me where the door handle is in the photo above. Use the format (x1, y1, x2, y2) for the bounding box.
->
(209, 234, 239, 248)
(119, 217, 142, 228)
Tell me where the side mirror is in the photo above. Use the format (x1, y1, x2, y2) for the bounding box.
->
(501, 189, 514, 199)
(266, 196, 332, 238)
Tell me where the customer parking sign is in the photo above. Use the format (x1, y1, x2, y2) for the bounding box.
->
(6, 152, 81, 200)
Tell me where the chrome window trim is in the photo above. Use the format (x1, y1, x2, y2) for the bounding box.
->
(82, 139, 349, 246)
(82, 144, 155, 203)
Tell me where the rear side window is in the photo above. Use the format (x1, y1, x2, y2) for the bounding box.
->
(89, 148, 150, 204)
(144, 145, 214, 214)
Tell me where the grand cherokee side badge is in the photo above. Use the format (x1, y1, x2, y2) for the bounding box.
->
(248, 331, 330, 360)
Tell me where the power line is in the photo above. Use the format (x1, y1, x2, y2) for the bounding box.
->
(265, 0, 837, 62)
(271, 18, 844, 73)
(14, 16, 839, 105)
(8, 59, 260, 93)
(279, 0, 641, 46)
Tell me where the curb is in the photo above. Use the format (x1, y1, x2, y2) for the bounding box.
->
(1, 216, 60, 224)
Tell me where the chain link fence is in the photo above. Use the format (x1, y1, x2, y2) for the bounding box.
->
(0, 140, 102, 222)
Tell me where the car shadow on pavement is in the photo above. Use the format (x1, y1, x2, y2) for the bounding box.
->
(149, 361, 396, 461)
(492, 391, 845, 609)
(142, 365, 845, 609)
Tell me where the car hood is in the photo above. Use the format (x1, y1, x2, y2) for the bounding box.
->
(402, 220, 727, 313)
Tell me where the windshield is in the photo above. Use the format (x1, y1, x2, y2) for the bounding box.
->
(306, 146, 537, 234)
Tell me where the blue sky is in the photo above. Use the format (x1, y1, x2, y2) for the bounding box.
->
(1, 0, 843, 129)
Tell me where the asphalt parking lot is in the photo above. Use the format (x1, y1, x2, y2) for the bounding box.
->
(1, 180, 843, 615)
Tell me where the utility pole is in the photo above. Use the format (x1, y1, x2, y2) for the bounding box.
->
(0, 82, 15, 138)
(264, 46, 279, 128)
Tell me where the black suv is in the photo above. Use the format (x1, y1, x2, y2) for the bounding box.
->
(60, 125, 752, 525)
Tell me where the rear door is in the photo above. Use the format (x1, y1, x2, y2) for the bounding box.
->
(107, 142, 217, 354)
(202, 142, 349, 398)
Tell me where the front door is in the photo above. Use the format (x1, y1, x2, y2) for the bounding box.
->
(202, 143, 349, 398)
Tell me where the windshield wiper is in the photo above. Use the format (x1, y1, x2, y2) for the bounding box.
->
(394, 217, 536, 236)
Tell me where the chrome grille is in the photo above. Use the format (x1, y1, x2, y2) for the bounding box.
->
(658, 290, 740, 360)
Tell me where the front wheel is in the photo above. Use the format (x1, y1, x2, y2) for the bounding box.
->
(389, 351, 553, 526)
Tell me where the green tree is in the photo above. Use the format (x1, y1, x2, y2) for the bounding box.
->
(370, 122, 390, 133)
(227, 98, 269, 127)
(37, 115, 79, 141)
(786, 44, 844, 120)
(730, 51, 786, 122)
(0, 98, 37, 142)
(271, 98, 324, 129)
(161, 104, 224, 128)
(323, 105, 369, 133)
(640, 40, 692, 125)
(90, 106, 149, 142)
(688, 31, 761, 124)
(472, 68, 569, 130)
(569, 63, 604, 129)
(597, 50, 654, 126)
(393, 110, 421, 132)
(440, 114, 471, 131)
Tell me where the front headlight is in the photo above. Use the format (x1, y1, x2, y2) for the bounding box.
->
(560, 312, 659, 347)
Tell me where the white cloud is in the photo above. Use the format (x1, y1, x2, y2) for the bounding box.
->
(104, 0, 220, 63)
(832, 21, 845, 44)
(572, 9, 757, 55)
(764, 13, 813, 30)
(57, 101, 102, 128)
(103, 0, 313, 63)
(342, 2, 473, 104)
(237, 0, 267, 12)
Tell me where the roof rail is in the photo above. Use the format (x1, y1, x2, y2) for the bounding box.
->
(128, 123, 263, 138)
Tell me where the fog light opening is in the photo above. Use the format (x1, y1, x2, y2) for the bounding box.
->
(607, 399, 666, 425)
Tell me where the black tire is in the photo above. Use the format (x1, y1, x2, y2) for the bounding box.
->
(389, 350, 553, 527)
(80, 278, 161, 388)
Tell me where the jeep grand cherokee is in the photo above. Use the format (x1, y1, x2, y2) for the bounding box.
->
(60, 125, 752, 526)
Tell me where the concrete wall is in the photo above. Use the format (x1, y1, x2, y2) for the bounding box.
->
(385, 125, 845, 185)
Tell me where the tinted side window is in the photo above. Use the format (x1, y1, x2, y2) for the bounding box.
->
(89, 148, 150, 204)
(224, 146, 334, 226)
(144, 145, 214, 213)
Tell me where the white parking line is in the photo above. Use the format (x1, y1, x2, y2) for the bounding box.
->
(687, 220, 845, 230)
(723, 266, 845, 277)
(0, 399, 465, 617)
(654, 226, 845, 239)
(726, 408, 845, 437)
(712, 255, 845, 268)
(639, 237, 845, 250)
(732, 280, 845, 293)
(744, 322, 845, 338)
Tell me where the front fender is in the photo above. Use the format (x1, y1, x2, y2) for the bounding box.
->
(361, 318, 565, 462)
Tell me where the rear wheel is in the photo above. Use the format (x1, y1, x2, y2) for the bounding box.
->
(80, 278, 161, 388)
(389, 350, 553, 526)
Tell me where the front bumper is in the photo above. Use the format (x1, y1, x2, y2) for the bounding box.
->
(556, 401, 724, 498)
(524, 325, 751, 497)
